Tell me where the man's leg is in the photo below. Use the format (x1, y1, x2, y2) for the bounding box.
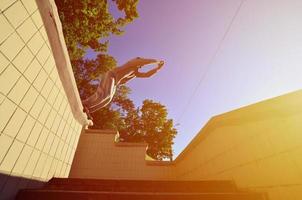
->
(82, 72, 111, 108)
(89, 79, 116, 113)
(83, 71, 116, 113)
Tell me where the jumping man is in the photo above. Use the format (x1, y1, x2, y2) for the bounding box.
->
(82, 57, 164, 117)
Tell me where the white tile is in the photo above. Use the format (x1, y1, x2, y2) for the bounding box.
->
(26, 122, 43, 147)
(63, 107, 70, 121)
(56, 120, 66, 138)
(27, 32, 44, 55)
(51, 114, 61, 133)
(49, 67, 59, 82)
(21, 0, 37, 14)
(41, 79, 54, 99)
(0, 97, 16, 132)
(65, 165, 71, 177)
(54, 161, 63, 176)
(59, 144, 68, 161)
(41, 156, 52, 180)
(58, 100, 67, 116)
(47, 158, 58, 179)
(0, 52, 9, 74)
(24, 59, 41, 83)
(45, 109, 56, 130)
(31, 10, 43, 28)
(39, 26, 48, 41)
(20, 86, 38, 112)
(33, 69, 48, 92)
(33, 152, 47, 178)
(4, 1, 28, 28)
(0, 0, 17, 11)
(16, 17, 37, 43)
(64, 147, 72, 164)
(49, 136, 59, 157)
(4, 108, 27, 138)
(35, 127, 49, 150)
(12, 46, 33, 73)
(38, 103, 51, 125)
(60, 164, 68, 177)
(12, 145, 33, 174)
(29, 95, 45, 119)
(36, 44, 50, 65)
(0, 64, 21, 95)
(54, 141, 64, 160)
(0, 32, 24, 61)
(53, 93, 63, 111)
(16, 115, 35, 143)
(0, 139, 24, 172)
(0, 14, 14, 43)
(47, 85, 59, 106)
(60, 124, 69, 142)
(0, 134, 13, 163)
(7, 76, 30, 104)
(43, 56, 55, 74)
(42, 133, 54, 154)
(69, 149, 76, 164)
(23, 149, 40, 176)
(0, 93, 5, 105)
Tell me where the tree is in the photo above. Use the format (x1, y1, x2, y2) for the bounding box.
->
(119, 100, 177, 160)
(90, 84, 133, 130)
(55, 0, 178, 160)
(72, 53, 117, 98)
(55, 0, 139, 61)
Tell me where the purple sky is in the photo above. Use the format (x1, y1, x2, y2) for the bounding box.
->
(87, 0, 302, 157)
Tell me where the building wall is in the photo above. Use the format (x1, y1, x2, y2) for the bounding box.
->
(0, 0, 86, 199)
(174, 90, 302, 200)
(70, 90, 302, 200)
(70, 130, 175, 180)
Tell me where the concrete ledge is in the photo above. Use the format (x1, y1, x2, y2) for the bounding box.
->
(85, 129, 117, 135)
(115, 142, 148, 148)
(36, 0, 92, 127)
(146, 160, 175, 166)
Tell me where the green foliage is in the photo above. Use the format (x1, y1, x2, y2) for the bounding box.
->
(119, 100, 177, 161)
(90, 93, 177, 160)
(112, 0, 139, 21)
(72, 54, 117, 98)
(90, 84, 132, 130)
(55, 0, 139, 61)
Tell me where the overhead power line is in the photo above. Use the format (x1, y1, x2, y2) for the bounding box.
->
(177, 0, 246, 123)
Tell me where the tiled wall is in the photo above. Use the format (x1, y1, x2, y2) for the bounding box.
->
(174, 90, 302, 200)
(0, 0, 83, 198)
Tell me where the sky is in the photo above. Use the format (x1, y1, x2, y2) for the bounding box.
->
(87, 0, 302, 157)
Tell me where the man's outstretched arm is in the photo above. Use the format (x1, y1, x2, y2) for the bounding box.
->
(135, 61, 164, 78)
(135, 68, 158, 78)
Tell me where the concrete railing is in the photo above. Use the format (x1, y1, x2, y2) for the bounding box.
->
(36, 0, 92, 127)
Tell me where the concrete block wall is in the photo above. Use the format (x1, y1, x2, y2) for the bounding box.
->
(69, 130, 175, 180)
(173, 90, 302, 200)
(0, 0, 85, 199)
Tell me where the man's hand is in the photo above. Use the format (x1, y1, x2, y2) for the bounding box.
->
(157, 60, 164, 70)
(135, 60, 164, 78)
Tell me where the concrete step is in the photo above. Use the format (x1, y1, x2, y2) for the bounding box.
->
(45, 178, 239, 193)
(16, 190, 267, 200)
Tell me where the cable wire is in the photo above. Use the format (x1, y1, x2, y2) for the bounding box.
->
(177, 0, 246, 123)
